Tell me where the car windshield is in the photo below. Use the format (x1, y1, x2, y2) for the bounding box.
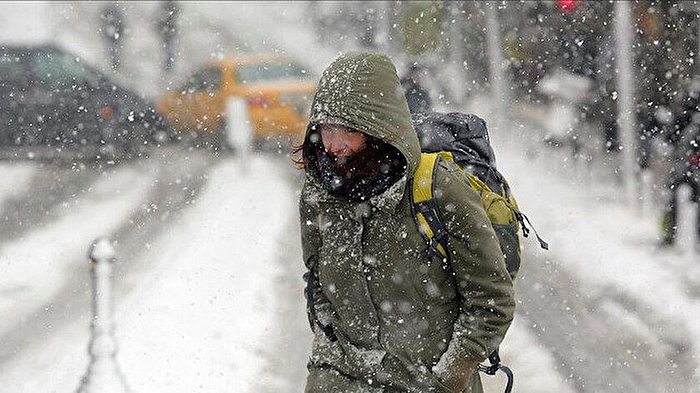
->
(235, 62, 309, 84)
(30, 50, 99, 90)
(181, 67, 221, 93)
(0, 54, 25, 84)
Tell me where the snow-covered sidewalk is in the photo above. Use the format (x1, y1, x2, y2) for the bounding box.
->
(1, 155, 308, 393)
(492, 126, 700, 391)
(0, 164, 156, 337)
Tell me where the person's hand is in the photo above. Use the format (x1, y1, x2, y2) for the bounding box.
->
(433, 356, 478, 392)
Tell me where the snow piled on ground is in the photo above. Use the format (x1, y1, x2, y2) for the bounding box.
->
(0, 164, 154, 337)
(492, 318, 576, 393)
(0, 163, 36, 202)
(115, 156, 296, 392)
(494, 130, 700, 389)
(1, 155, 298, 393)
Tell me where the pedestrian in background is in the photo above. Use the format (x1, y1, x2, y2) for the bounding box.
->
(296, 52, 514, 393)
(400, 63, 432, 114)
(660, 81, 700, 248)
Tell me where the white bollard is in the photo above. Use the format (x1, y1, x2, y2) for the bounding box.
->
(639, 169, 655, 219)
(676, 185, 698, 255)
(77, 238, 131, 393)
(225, 97, 253, 166)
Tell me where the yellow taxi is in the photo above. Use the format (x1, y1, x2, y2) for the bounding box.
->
(157, 54, 316, 145)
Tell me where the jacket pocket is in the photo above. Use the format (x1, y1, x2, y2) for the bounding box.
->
(491, 222, 520, 277)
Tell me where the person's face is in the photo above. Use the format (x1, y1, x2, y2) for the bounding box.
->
(320, 124, 367, 157)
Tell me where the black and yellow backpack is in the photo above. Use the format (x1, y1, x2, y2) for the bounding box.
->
(411, 112, 547, 277)
(411, 112, 548, 393)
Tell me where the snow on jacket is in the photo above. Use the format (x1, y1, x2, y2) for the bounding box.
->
(299, 52, 514, 393)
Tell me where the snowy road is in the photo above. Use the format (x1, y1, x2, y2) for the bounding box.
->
(515, 246, 695, 393)
(493, 132, 700, 393)
(0, 162, 100, 246)
(0, 146, 314, 392)
(1, 140, 699, 392)
(0, 147, 217, 365)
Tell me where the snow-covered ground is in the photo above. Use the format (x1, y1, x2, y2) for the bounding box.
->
(0, 163, 155, 338)
(498, 140, 700, 391)
(1, 155, 309, 393)
(0, 163, 35, 202)
(4, 140, 696, 392)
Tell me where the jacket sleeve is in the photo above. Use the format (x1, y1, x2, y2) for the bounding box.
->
(299, 193, 336, 333)
(433, 161, 515, 362)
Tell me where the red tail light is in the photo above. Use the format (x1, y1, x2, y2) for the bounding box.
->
(557, 0, 577, 14)
(100, 106, 114, 120)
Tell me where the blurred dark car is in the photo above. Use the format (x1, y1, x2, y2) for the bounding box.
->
(0, 44, 171, 156)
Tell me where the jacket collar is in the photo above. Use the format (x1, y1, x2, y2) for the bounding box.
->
(368, 175, 407, 213)
(303, 174, 407, 214)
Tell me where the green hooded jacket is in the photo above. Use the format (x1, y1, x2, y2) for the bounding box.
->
(300, 52, 515, 393)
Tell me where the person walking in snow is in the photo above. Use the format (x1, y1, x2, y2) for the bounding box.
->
(660, 82, 700, 247)
(400, 63, 432, 114)
(296, 52, 514, 393)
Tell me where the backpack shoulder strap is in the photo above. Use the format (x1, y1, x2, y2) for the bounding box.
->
(412, 152, 449, 259)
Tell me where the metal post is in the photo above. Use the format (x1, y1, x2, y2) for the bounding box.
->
(444, 0, 468, 108)
(375, 0, 395, 53)
(77, 238, 131, 393)
(614, 0, 639, 204)
(485, 1, 511, 136)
